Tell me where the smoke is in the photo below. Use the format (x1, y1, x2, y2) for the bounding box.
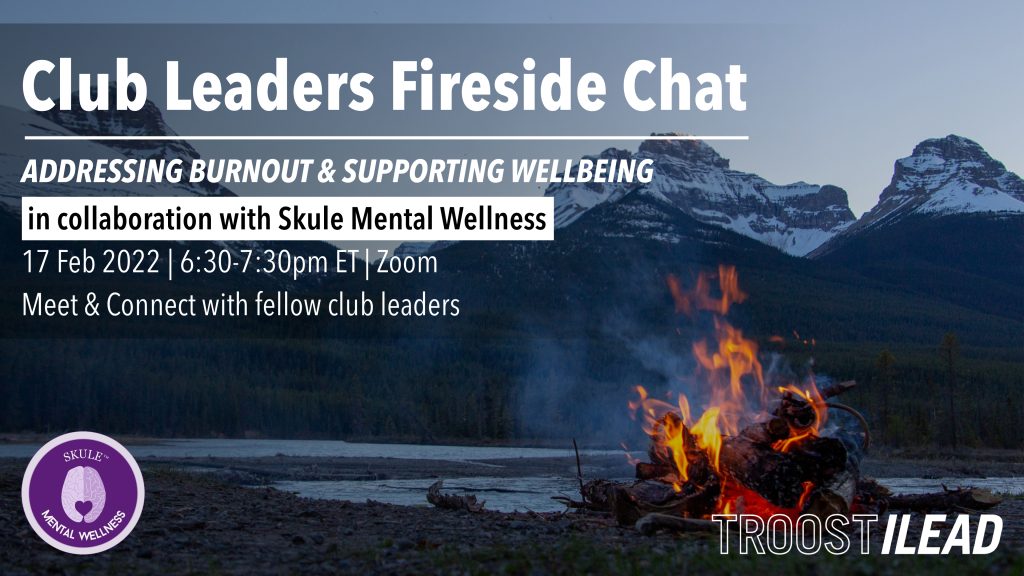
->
(512, 293, 696, 448)
(511, 268, 863, 455)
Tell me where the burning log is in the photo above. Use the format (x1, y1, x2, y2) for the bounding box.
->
(741, 417, 791, 445)
(887, 487, 1002, 512)
(600, 264, 1005, 532)
(718, 426, 848, 510)
(646, 411, 718, 487)
(773, 381, 855, 430)
(426, 480, 485, 512)
(635, 462, 675, 481)
(718, 435, 808, 508)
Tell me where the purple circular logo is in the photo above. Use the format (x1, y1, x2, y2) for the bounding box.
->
(22, 431, 145, 555)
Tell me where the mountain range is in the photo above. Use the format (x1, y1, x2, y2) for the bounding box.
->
(2, 96, 1022, 337)
(395, 128, 1024, 329)
(543, 131, 1023, 259)
(546, 137, 856, 256)
(397, 133, 1023, 269)
(2, 97, 1022, 443)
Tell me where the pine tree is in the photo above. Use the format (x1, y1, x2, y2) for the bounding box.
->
(939, 333, 960, 449)
(875, 349, 896, 444)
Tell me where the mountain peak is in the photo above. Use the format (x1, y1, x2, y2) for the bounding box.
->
(812, 136, 1024, 255)
(36, 85, 202, 165)
(876, 135, 1023, 224)
(33, 85, 231, 197)
(638, 133, 730, 169)
(896, 134, 1015, 187)
(911, 134, 987, 160)
(544, 134, 854, 256)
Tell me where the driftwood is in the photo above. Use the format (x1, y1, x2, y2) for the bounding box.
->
(581, 479, 619, 510)
(573, 438, 585, 498)
(850, 477, 892, 514)
(573, 478, 723, 526)
(569, 379, 1001, 529)
(887, 487, 1002, 512)
(426, 480, 485, 512)
(635, 513, 719, 535)
(820, 380, 857, 399)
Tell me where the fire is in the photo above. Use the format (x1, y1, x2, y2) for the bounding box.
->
(689, 407, 723, 471)
(772, 385, 828, 453)
(668, 264, 747, 316)
(628, 265, 828, 518)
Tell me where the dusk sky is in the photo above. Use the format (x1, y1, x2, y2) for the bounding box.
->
(3, 0, 1021, 216)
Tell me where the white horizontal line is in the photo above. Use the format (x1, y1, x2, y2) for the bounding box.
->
(24, 134, 748, 142)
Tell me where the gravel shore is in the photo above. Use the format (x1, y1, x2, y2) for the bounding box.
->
(1, 457, 1022, 575)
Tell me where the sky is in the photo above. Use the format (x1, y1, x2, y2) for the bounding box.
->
(2, 0, 1022, 217)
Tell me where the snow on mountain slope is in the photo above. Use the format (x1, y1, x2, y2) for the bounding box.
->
(843, 135, 1024, 233)
(1, 106, 169, 213)
(544, 136, 855, 256)
(33, 92, 230, 197)
(0, 91, 233, 216)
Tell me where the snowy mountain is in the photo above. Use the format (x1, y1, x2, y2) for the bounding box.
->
(813, 135, 1024, 320)
(834, 135, 1023, 237)
(0, 86, 237, 216)
(545, 136, 856, 256)
(0, 105, 230, 216)
(0, 93, 336, 291)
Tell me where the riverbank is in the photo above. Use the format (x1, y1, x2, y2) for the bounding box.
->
(89, 450, 1024, 485)
(1, 458, 1023, 575)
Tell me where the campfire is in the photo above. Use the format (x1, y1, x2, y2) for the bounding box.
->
(617, 265, 864, 522)
(551, 265, 1001, 532)
(421, 264, 1003, 532)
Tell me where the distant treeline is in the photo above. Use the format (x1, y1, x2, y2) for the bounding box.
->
(3, 331, 1022, 450)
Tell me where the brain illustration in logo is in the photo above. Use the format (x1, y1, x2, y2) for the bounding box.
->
(22, 431, 145, 554)
(60, 465, 106, 523)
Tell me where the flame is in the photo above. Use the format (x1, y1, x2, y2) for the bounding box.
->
(668, 264, 747, 317)
(628, 265, 828, 519)
(689, 407, 723, 471)
(772, 385, 828, 452)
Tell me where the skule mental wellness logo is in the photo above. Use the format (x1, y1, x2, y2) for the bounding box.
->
(21, 431, 145, 554)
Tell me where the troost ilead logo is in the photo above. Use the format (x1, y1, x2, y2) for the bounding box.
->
(21, 431, 145, 554)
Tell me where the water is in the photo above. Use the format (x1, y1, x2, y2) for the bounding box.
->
(875, 477, 1024, 496)
(276, 476, 585, 513)
(276, 476, 1024, 513)
(3, 440, 1022, 512)
(0, 439, 619, 461)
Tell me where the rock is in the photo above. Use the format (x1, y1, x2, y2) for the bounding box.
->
(826, 135, 1024, 239)
(544, 135, 856, 256)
